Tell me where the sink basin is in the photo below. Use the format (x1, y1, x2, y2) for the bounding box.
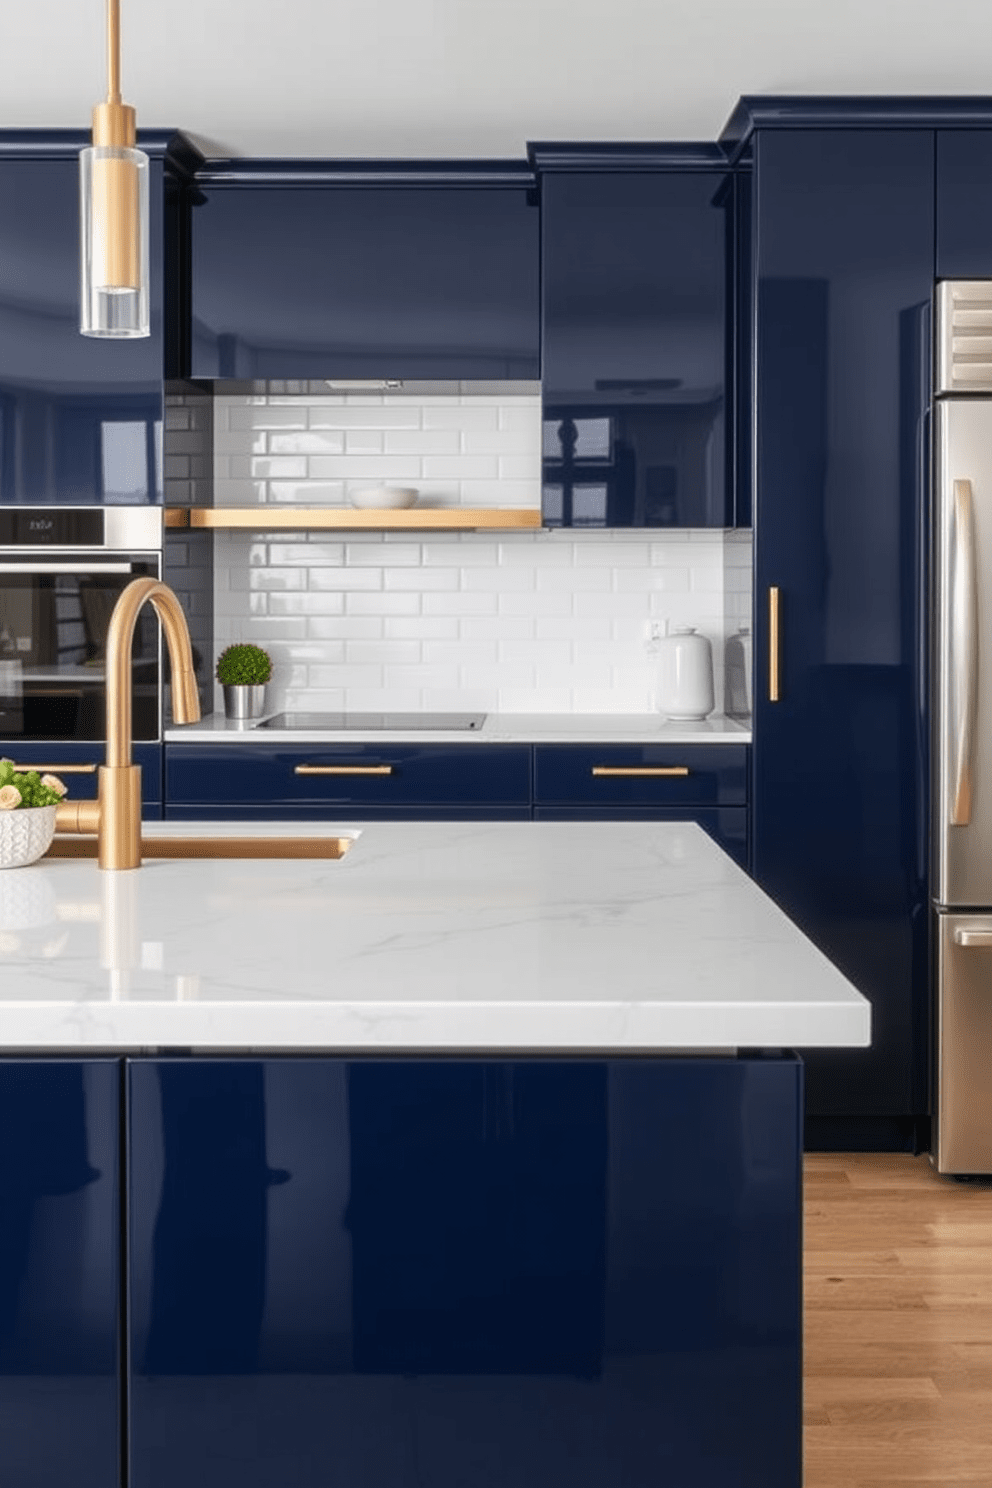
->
(47, 833, 354, 861)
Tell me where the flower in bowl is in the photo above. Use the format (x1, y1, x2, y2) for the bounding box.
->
(0, 760, 69, 868)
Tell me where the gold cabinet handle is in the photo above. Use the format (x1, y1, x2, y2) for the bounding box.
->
(13, 762, 99, 774)
(294, 764, 394, 776)
(769, 586, 781, 702)
(591, 766, 690, 778)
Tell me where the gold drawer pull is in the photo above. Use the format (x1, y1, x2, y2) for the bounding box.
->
(591, 766, 690, 778)
(769, 586, 781, 702)
(13, 762, 99, 774)
(294, 764, 394, 776)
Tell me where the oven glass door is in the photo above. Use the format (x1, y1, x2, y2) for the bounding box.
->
(0, 558, 160, 741)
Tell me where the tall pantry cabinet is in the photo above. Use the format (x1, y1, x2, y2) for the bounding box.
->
(745, 120, 934, 1146)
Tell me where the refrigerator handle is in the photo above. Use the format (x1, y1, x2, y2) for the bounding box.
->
(953, 927, 992, 948)
(950, 478, 979, 826)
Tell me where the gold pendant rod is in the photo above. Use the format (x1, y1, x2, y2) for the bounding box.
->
(107, 0, 122, 102)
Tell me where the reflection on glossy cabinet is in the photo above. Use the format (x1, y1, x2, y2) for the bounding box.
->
(0, 145, 165, 505)
(0, 1059, 120, 1488)
(127, 1055, 802, 1488)
(752, 129, 932, 1137)
(190, 176, 540, 379)
(539, 164, 732, 527)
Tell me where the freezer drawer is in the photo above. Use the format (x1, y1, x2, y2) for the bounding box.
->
(934, 912, 992, 1174)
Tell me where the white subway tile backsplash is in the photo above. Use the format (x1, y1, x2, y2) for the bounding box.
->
(383, 430, 460, 456)
(344, 430, 385, 454)
(421, 454, 500, 480)
(422, 591, 498, 616)
(424, 406, 498, 431)
(309, 455, 422, 480)
(346, 592, 421, 616)
(213, 389, 746, 715)
(307, 405, 420, 429)
(268, 432, 347, 455)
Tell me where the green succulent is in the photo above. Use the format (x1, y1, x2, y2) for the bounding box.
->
(215, 643, 272, 686)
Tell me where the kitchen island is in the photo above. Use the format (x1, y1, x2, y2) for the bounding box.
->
(0, 820, 869, 1488)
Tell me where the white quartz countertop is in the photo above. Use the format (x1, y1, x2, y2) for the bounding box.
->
(166, 713, 752, 745)
(0, 820, 867, 1052)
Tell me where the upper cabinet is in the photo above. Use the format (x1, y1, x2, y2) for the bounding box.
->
(0, 133, 196, 506)
(190, 167, 540, 380)
(536, 154, 734, 528)
(936, 130, 992, 278)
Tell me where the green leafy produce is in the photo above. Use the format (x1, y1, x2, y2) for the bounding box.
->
(0, 759, 68, 809)
(215, 644, 272, 686)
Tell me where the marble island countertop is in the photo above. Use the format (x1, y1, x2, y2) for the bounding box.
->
(165, 712, 752, 745)
(0, 820, 868, 1052)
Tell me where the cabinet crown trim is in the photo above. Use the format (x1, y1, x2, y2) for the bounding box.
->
(194, 159, 536, 188)
(721, 94, 992, 161)
(0, 127, 203, 175)
(527, 142, 730, 171)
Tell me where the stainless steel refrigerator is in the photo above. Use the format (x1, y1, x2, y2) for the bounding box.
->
(933, 279, 992, 1174)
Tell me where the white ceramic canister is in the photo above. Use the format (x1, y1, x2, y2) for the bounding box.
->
(655, 626, 715, 720)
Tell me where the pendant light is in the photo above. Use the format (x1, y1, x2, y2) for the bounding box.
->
(79, 0, 150, 337)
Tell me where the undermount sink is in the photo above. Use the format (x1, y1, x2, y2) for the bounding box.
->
(47, 831, 355, 861)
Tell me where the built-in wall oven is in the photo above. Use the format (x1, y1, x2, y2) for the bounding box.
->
(0, 508, 162, 743)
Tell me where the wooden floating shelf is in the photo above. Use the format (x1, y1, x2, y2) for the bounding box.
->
(165, 507, 543, 531)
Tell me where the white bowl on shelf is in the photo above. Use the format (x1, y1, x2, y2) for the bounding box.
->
(0, 806, 58, 869)
(349, 487, 419, 510)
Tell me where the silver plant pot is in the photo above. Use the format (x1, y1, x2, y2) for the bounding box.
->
(222, 684, 267, 721)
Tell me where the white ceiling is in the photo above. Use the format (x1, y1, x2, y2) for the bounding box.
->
(7, 0, 992, 159)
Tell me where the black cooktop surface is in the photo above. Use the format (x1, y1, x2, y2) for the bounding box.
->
(257, 712, 487, 731)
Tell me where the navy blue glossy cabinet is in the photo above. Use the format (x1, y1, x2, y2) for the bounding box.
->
(191, 176, 539, 379)
(752, 129, 932, 1140)
(4, 742, 163, 818)
(128, 1055, 801, 1488)
(539, 167, 732, 527)
(936, 130, 992, 278)
(0, 1059, 120, 1488)
(533, 742, 749, 865)
(0, 146, 164, 505)
(165, 742, 531, 819)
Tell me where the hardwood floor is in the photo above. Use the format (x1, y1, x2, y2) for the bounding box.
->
(804, 1153, 992, 1487)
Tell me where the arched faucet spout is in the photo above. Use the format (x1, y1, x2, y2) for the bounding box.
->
(57, 578, 201, 870)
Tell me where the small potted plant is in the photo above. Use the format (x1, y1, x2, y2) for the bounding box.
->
(0, 759, 68, 868)
(216, 643, 273, 721)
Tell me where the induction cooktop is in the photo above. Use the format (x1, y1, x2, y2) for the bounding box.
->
(257, 712, 487, 731)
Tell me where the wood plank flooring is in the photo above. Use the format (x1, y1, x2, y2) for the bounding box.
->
(804, 1153, 992, 1487)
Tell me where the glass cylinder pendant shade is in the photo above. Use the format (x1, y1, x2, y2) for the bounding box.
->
(79, 144, 150, 337)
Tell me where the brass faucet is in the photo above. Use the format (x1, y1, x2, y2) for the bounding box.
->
(56, 578, 201, 869)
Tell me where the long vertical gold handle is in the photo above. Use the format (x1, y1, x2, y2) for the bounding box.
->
(769, 587, 781, 702)
(950, 479, 978, 825)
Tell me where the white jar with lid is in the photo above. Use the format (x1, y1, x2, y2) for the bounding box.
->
(654, 626, 715, 720)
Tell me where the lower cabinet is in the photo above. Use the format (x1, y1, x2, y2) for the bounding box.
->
(533, 744, 750, 867)
(0, 1059, 121, 1488)
(127, 1056, 801, 1488)
(163, 741, 750, 859)
(3, 743, 164, 820)
(164, 743, 532, 820)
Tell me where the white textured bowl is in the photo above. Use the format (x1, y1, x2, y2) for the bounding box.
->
(349, 487, 419, 510)
(0, 806, 58, 869)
